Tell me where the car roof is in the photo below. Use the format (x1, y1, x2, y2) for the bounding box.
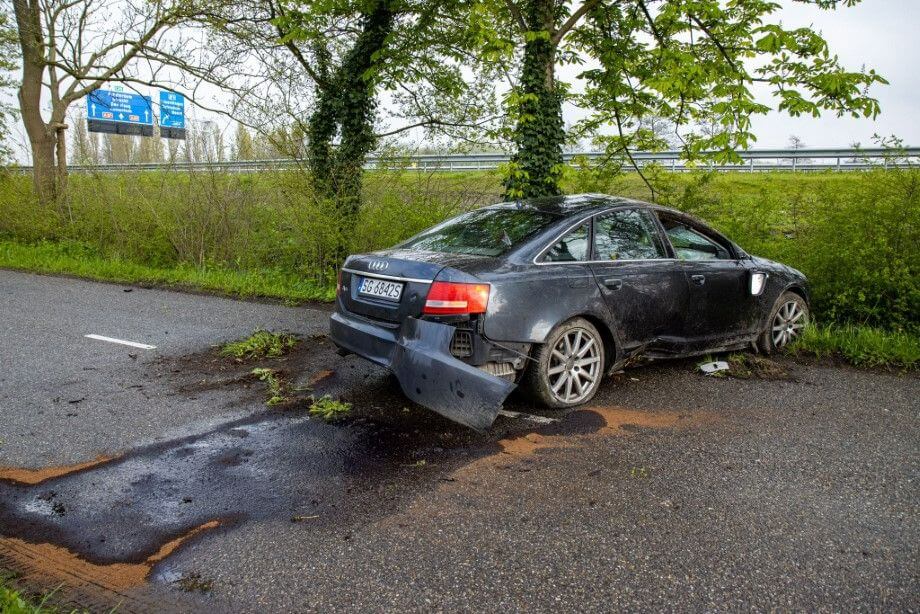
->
(488, 193, 745, 258)
(490, 193, 707, 224)
(487, 193, 674, 216)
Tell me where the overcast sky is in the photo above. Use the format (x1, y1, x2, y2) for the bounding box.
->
(738, 0, 919, 147)
(556, 0, 918, 149)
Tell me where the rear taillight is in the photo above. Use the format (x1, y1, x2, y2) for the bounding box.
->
(423, 281, 490, 315)
(336, 268, 343, 296)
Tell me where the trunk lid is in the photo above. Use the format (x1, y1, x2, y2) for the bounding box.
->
(340, 250, 489, 323)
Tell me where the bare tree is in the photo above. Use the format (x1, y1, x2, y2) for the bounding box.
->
(10, 0, 217, 202)
(102, 133, 136, 163)
(232, 122, 255, 160)
(136, 128, 164, 162)
(0, 7, 19, 162)
(68, 111, 98, 164)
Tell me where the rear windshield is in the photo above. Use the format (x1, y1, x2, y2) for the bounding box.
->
(398, 207, 560, 257)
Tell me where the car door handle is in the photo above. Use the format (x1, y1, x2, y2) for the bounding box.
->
(690, 274, 706, 286)
(603, 277, 623, 290)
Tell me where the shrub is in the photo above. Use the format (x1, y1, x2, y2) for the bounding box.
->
(1, 167, 917, 332)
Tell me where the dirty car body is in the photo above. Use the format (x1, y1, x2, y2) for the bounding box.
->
(329, 194, 809, 429)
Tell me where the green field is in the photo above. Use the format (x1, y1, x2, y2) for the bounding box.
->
(1, 167, 917, 366)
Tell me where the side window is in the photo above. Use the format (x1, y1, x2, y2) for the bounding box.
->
(593, 209, 666, 261)
(658, 216, 732, 260)
(543, 223, 590, 262)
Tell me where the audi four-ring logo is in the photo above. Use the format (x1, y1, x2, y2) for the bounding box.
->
(368, 260, 389, 271)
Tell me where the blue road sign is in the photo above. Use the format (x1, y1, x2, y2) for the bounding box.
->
(159, 91, 185, 129)
(87, 89, 153, 126)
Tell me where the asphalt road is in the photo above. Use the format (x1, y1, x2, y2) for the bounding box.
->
(0, 270, 917, 612)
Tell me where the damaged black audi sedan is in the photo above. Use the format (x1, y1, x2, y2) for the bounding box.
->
(330, 194, 809, 429)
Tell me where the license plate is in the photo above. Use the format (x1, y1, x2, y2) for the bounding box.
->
(358, 277, 403, 301)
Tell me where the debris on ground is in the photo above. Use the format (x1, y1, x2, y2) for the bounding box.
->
(698, 361, 730, 375)
(174, 572, 213, 593)
(308, 396, 352, 422)
(697, 354, 789, 379)
(220, 330, 299, 362)
(496, 409, 559, 425)
(308, 369, 336, 386)
(251, 368, 289, 406)
(727, 353, 789, 379)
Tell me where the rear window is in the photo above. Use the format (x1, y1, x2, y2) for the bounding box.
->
(398, 207, 560, 257)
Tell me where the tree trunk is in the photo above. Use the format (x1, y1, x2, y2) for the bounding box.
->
(27, 130, 57, 202)
(13, 0, 67, 204)
(307, 0, 395, 272)
(503, 0, 565, 201)
(55, 124, 68, 195)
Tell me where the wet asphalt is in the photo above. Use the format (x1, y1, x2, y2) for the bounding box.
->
(0, 269, 917, 612)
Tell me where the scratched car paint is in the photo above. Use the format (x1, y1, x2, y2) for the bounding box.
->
(330, 193, 810, 429)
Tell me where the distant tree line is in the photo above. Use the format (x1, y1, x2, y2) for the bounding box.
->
(67, 119, 294, 165)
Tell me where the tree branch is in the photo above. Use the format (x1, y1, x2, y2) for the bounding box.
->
(551, 0, 601, 45)
(637, 0, 666, 48)
(375, 115, 503, 138)
(689, 13, 743, 77)
(266, 1, 329, 90)
(503, 0, 527, 32)
(611, 100, 656, 201)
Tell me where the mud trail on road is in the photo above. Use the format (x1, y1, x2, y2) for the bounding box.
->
(0, 335, 709, 610)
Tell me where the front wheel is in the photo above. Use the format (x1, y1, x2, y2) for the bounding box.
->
(524, 318, 605, 409)
(759, 291, 809, 353)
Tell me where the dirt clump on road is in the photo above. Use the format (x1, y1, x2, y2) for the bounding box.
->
(0, 520, 220, 589)
(497, 406, 696, 458)
(0, 455, 117, 485)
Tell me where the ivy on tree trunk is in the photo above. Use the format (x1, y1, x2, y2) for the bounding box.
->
(307, 0, 395, 269)
(503, 0, 565, 201)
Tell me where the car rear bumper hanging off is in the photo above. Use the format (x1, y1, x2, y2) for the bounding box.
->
(330, 312, 515, 430)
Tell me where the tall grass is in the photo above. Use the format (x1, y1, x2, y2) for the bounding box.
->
(1, 166, 917, 335)
(791, 324, 919, 369)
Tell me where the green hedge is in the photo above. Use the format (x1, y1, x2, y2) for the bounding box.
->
(1, 167, 917, 332)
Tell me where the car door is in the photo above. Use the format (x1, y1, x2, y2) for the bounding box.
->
(588, 208, 689, 352)
(655, 212, 754, 346)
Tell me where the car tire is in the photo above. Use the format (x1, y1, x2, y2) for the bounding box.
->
(524, 318, 606, 409)
(758, 291, 809, 354)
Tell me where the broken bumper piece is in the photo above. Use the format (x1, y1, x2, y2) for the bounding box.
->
(329, 313, 515, 430)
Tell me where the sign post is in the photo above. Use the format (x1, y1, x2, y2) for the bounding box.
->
(158, 91, 186, 140)
(86, 88, 154, 136)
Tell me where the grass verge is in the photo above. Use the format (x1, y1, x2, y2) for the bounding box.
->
(0, 240, 335, 303)
(790, 324, 919, 369)
(3, 242, 916, 371)
(0, 572, 72, 614)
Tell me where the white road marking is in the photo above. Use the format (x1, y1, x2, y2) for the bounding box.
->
(84, 334, 157, 350)
(497, 409, 559, 425)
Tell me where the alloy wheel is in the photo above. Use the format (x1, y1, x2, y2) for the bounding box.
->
(546, 328, 602, 404)
(771, 300, 807, 348)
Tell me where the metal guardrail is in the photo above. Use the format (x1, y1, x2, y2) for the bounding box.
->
(7, 147, 918, 174)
